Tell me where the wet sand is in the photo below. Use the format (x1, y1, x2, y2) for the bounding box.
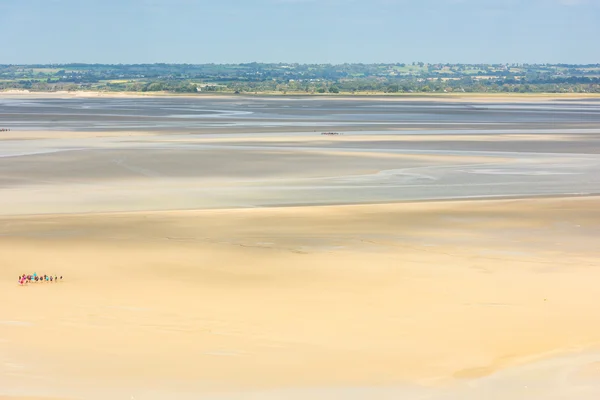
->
(2, 94, 600, 133)
(1, 96, 600, 399)
(0, 128, 599, 214)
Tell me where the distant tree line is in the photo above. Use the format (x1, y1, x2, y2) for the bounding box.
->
(2, 63, 600, 94)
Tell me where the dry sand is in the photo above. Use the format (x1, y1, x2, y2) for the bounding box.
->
(1, 197, 600, 399)
(0, 131, 151, 141)
(2, 90, 600, 102)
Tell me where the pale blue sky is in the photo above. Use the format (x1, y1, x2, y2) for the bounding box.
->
(0, 0, 598, 64)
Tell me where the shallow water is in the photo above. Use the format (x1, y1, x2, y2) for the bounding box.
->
(2, 96, 600, 131)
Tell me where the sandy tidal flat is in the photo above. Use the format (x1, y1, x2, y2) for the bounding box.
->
(1, 198, 600, 399)
(2, 96, 600, 399)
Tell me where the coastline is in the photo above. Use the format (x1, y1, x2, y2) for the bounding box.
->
(2, 89, 600, 102)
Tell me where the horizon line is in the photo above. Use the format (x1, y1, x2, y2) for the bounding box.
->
(2, 62, 600, 66)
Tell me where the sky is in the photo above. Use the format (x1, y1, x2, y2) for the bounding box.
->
(0, 0, 599, 64)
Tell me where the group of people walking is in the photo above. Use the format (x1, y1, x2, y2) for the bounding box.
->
(0, 128, 10, 132)
(19, 273, 62, 285)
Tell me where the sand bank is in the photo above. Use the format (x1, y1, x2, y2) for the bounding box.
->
(2, 90, 600, 102)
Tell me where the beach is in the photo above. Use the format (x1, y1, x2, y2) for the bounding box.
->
(1, 95, 600, 399)
(2, 199, 600, 399)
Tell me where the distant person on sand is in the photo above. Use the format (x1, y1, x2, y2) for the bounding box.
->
(18, 274, 65, 285)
